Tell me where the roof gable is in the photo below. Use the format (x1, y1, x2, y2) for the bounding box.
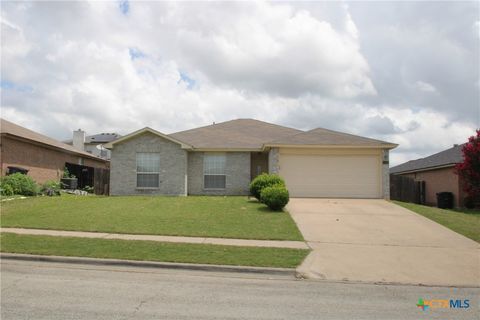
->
(265, 127, 397, 148)
(169, 119, 302, 150)
(390, 144, 464, 174)
(104, 127, 192, 149)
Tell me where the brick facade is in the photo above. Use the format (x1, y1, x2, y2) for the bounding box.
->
(187, 152, 250, 195)
(0, 136, 107, 184)
(401, 166, 464, 208)
(109, 132, 188, 196)
(109, 132, 251, 196)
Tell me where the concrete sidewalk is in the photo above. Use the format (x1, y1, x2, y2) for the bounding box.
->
(0, 228, 309, 249)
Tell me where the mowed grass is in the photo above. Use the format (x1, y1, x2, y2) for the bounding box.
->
(0, 195, 303, 241)
(393, 201, 480, 242)
(0, 233, 309, 268)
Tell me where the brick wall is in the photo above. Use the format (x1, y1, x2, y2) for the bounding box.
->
(402, 166, 462, 207)
(268, 147, 279, 174)
(0, 136, 107, 184)
(109, 132, 188, 196)
(188, 152, 250, 195)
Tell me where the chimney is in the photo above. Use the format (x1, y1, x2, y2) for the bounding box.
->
(73, 129, 85, 151)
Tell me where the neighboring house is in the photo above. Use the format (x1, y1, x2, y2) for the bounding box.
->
(105, 119, 397, 198)
(65, 130, 121, 160)
(0, 118, 109, 186)
(390, 144, 465, 208)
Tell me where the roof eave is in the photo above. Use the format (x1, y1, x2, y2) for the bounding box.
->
(390, 163, 457, 175)
(191, 147, 264, 152)
(2, 133, 108, 162)
(262, 143, 398, 149)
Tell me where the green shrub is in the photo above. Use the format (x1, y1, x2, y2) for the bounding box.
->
(249, 173, 285, 201)
(41, 180, 61, 196)
(260, 185, 289, 211)
(0, 183, 14, 196)
(0, 173, 39, 196)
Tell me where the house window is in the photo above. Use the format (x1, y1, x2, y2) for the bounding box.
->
(204, 153, 226, 189)
(136, 153, 160, 188)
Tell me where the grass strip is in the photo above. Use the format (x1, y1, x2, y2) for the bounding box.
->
(0, 233, 309, 268)
(0, 196, 303, 241)
(393, 201, 480, 242)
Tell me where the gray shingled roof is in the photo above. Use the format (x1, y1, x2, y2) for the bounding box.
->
(109, 119, 397, 150)
(85, 133, 121, 144)
(64, 132, 121, 144)
(266, 127, 396, 147)
(0, 118, 107, 161)
(169, 119, 302, 149)
(390, 144, 464, 174)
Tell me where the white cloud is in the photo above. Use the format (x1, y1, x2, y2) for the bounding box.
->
(415, 81, 436, 92)
(0, 1, 477, 167)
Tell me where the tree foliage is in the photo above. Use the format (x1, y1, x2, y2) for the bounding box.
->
(455, 130, 480, 199)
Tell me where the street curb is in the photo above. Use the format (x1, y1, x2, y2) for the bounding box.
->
(0, 253, 296, 276)
(294, 270, 480, 288)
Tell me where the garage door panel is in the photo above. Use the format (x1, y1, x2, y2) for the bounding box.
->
(279, 153, 381, 198)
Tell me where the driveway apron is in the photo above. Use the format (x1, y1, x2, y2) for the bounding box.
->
(288, 198, 480, 287)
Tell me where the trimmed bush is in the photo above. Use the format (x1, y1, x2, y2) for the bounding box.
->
(0, 183, 14, 196)
(0, 173, 39, 196)
(260, 185, 289, 211)
(249, 173, 285, 201)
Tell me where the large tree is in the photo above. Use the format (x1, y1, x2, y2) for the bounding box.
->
(455, 130, 480, 205)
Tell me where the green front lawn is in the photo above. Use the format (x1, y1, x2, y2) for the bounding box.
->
(393, 201, 480, 242)
(0, 195, 303, 241)
(0, 233, 309, 268)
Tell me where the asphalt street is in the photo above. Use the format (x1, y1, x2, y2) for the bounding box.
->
(1, 259, 478, 320)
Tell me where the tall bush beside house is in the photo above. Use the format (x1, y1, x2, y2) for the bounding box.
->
(249, 173, 286, 201)
(455, 130, 480, 208)
(0, 173, 39, 196)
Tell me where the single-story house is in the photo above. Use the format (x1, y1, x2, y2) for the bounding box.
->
(105, 119, 397, 198)
(390, 144, 466, 207)
(0, 118, 109, 186)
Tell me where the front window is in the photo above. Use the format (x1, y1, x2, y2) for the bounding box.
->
(204, 153, 226, 189)
(136, 153, 160, 188)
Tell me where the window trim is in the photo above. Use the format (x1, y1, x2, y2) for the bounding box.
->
(203, 153, 227, 190)
(136, 152, 160, 189)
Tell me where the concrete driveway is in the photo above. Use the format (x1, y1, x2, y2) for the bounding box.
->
(289, 199, 480, 287)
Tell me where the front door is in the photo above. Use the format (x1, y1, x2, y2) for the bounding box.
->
(250, 152, 268, 180)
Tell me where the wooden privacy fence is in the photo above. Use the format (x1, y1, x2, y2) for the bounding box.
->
(94, 168, 110, 195)
(390, 174, 425, 204)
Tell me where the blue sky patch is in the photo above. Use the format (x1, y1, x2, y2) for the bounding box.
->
(118, 0, 129, 15)
(0, 80, 33, 93)
(178, 72, 196, 89)
(129, 47, 145, 60)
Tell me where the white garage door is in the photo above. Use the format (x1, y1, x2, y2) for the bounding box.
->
(279, 151, 381, 198)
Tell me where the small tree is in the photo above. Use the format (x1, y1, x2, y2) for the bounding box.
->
(455, 130, 480, 205)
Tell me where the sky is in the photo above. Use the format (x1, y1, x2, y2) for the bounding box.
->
(1, 1, 479, 166)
